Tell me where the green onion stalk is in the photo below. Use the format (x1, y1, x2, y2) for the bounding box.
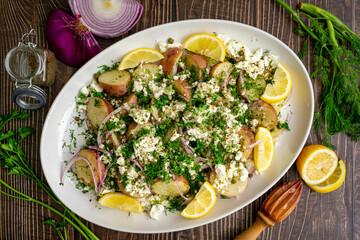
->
(0, 110, 99, 240)
(276, 1, 360, 149)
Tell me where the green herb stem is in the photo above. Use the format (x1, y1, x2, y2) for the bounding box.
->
(299, 2, 360, 42)
(0, 179, 90, 240)
(0, 111, 100, 240)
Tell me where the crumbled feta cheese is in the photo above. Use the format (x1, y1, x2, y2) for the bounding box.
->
(76, 104, 86, 113)
(150, 204, 164, 220)
(157, 41, 182, 53)
(90, 80, 103, 92)
(80, 86, 90, 96)
(130, 108, 151, 124)
(216, 33, 231, 45)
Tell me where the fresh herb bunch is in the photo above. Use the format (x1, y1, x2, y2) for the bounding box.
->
(277, 1, 360, 148)
(0, 109, 99, 240)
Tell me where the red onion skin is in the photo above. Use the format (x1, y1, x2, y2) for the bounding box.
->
(46, 9, 102, 67)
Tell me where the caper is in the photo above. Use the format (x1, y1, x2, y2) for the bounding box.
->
(168, 38, 174, 44)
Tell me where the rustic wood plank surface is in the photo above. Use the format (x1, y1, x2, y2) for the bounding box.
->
(0, 0, 359, 239)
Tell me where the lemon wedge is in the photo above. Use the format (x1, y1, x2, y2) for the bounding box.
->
(308, 160, 346, 193)
(254, 127, 274, 173)
(183, 33, 226, 61)
(296, 145, 338, 185)
(118, 48, 164, 70)
(98, 192, 143, 214)
(181, 181, 216, 219)
(261, 63, 292, 104)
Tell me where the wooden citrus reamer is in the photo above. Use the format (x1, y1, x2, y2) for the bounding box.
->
(235, 180, 303, 240)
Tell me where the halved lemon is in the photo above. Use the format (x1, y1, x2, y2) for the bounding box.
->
(308, 160, 346, 193)
(98, 192, 143, 214)
(254, 127, 274, 173)
(181, 181, 216, 219)
(182, 33, 226, 61)
(118, 48, 164, 70)
(261, 63, 292, 104)
(296, 145, 338, 185)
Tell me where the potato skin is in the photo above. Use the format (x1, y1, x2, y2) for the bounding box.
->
(173, 79, 192, 100)
(134, 63, 160, 77)
(125, 122, 153, 139)
(86, 97, 114, 130)
(160, 48, 183, 77)
(150, 99, 161, 121)
(98, 70, 131, 97)
(210, 61, 232, 79)
(237, 75, 266, 102)
(249, 101, 278, 130)
(238, 126, 255, 159)
(184, 54, 208, 79)
(75, 149, 105, 186)
(151, 176, 190, 197)
(209, 172, 248, 197)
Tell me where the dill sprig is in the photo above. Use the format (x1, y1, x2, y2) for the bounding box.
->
(277, 1, 360, 149)
(0, 109, 99, 240)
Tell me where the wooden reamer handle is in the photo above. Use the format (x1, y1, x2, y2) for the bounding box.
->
(234, 211, 274, 240)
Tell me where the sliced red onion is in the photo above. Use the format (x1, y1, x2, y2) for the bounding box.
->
(61, 156, 98, 193)
(200, 163, 215, 172)
(130, 158, 143, 171)
(60, 155, 79, 184)
(46, 9, 102, 67)
(220, 68, 233, 90)
(105, 130, 114, 141)
(148, 183, 154, 194)
(180, 137, 195, 154)
(103, 165, 111, 181)
(96, 152, 106, 190)
(169, 170, 190, 201)
(123, 103, 131, 111)
(246, 140, 261, 149)
(97, 105, 126, 146)
(239, 71, 250, 103)
(196, 156, 210, 162)
(89, 145, 112, 156)
(69, 0, 143, 39)
(208, 164, 215, 172)
(252, 99, 263, 106)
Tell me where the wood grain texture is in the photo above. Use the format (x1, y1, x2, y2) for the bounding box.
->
(0, 0, 358, 239)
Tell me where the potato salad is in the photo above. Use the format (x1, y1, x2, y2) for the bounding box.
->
(64, 33, 290, 220)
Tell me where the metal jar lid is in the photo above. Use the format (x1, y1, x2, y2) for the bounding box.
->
(12, 84, 47, 110)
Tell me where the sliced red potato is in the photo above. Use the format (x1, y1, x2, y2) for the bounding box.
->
(164, 124, 179, 141)
(150, 98, 161, 121)
(75, 149, 105, 186)
(151, 176, 190, 197)
(173, 79, 192, 100)
(98, 70, 131, 97)
(125, 122, 153, 139)
(184, 54, 208, 80)
(210, 61, 233, 80)
(249, 101, 278, 130)
(134, 63, 160, 78)
(237, 76, 266, 102)
(124, 93, 139, 105)
(117, 176, 150, 198)
(86, 97, 114, 130)
(160, 48, 183, 77)
(108, 132, 122, 148)
(209, 172, 248, 197)
(238, 126, 255, 159)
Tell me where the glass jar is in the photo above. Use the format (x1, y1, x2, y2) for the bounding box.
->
(5, 29, 56, 110)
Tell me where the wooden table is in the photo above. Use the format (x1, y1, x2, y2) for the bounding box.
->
(0, 0, 359, 239)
